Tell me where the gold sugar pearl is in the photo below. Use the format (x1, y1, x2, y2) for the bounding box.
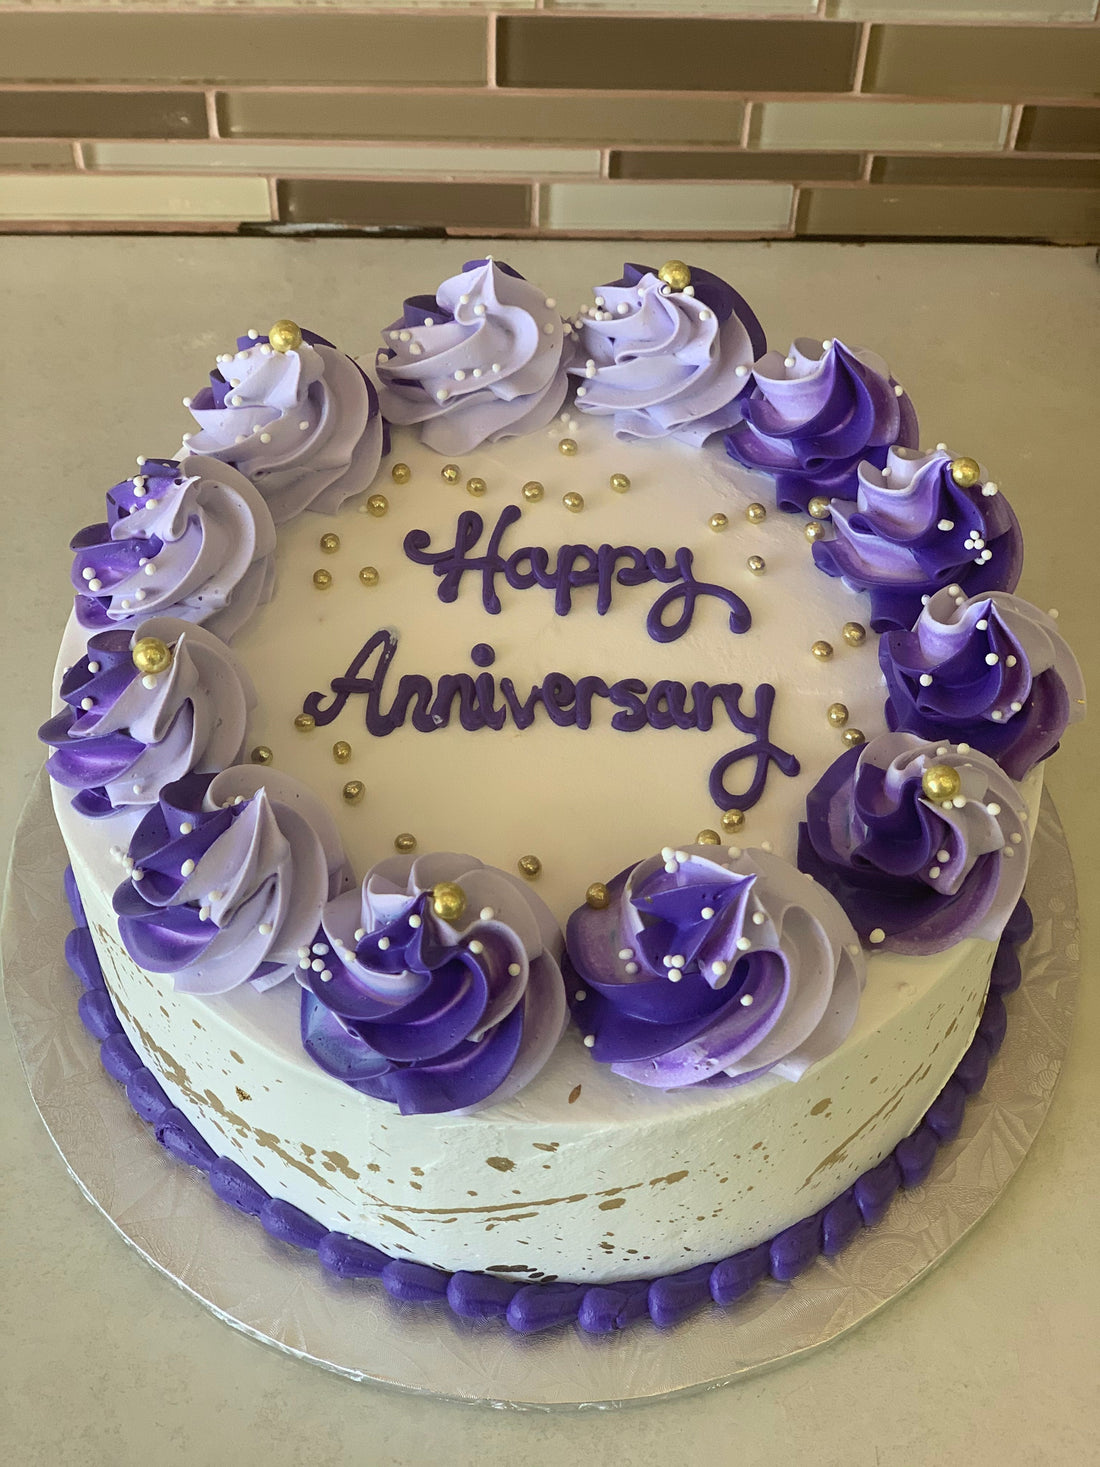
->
(366, 494, 388, 517)
(431, 881, 466, 922)
(842, 621, 867, 647)
(332, 740, 352, 764)
(827, 702, 850, 728)
(747, 554, 766, 576)
(441, 463, 461, 484)
(342, 779, 365, 805)
(394, 832, 417, 854)
(563, 492, 584, 513)
(842, 728, 866, 749)
(746, 502, 767, 525)
(721, 808, 745, 833)
(518, 854, 542, 881)
(131, 636, 172, 676)
(585, 882, 610, 910)
(708, 513, 729, 533)
(808, 496, 832, 520)
(390, 462, 411, 485)
(293, 712, 316, 732)
(804, 520, 826, 543)
(922, 764, 962, 801)
(358, 565, 380, 587)
(268, 319, 302, 354)
(250, 745, 273, 766)
(657, 259, 692, 292)
(558, 438, 578, 457)
(811, 640, 834, 661)
(610, 473, 631, 493)
(949, 456, 981, 489)
(319, 532, 340, 554)
(312, 568, 333, 590)
(696, 829, 721, 846)
(466, 476, 487, 498)
(522, 480, 544, 503)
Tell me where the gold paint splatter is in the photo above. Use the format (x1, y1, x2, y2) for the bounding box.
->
(230, 1051, 243, 1064)
(486, 1156, 515, 1172)
(649, 1170, 688, 1186)
(811, 1097, 831, 1116)
(599, 1197, 626, 1211)
(235, 1087, 251, 1103)
(321, 1150, 360, 1180)
(532, 1142, 559, 1153)
(381, 1215, 417, 1236)
(568, 1085, 582, 1105)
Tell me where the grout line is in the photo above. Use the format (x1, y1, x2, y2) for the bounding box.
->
(861, 151, 875, 182)
(267, 175, 279, 223)
(739, 101, 754, 151)
(486, 13, 499, 91)
(1005, 103, 1025, 152)
(205, 91, 220, 141)
(71, 140, 86, 172)
(851, 22, 872, 95)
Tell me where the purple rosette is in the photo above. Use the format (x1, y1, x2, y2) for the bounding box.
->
(180, 326, 385, 524)
(113, 766, 351, 995)
(375, 258, 578, 454)
(797, 731, 1029, 955)
(565, 845, 864, 1091)
(299, 853, 567, 1116)
(70, 454, 277, 644)
(724, 338, 918, 514)
(812, 446, 1023, 633)
(40, 617, 253, 818)
(569, 261, 766, 445)
(881, 588, 1085, 781)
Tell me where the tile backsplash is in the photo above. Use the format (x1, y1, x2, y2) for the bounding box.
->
(0, 2, 1095, 241)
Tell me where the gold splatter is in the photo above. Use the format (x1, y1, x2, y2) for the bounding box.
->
(381, 1215, 417, 1236)
(649, 1169, 688, 1186)
(486, 1156, 515, 1172)
(230, 1051, 243, 1064)
(811, 1097, 831, 1116)
(321, 1150, 360, 1180)
(568, 1084, 582, 1105)
(234, 1087, 251, 1103)
(598, 1197, 626, 1211)
(532, 1142, 559, 1153)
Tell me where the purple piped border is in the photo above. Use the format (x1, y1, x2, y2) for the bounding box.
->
(63, 863, 1031, 1336)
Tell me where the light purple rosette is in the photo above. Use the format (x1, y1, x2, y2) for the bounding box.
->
(812, 446, 1023, 633)
(723, 338, 918, 515)
(565, 845, 864, 1091)
(180, 328, 384, 524)
(798, 731, 1029, 956)
(114, 766, 351, 995)
(40, 616, 253, 818)
(299, 853, 567, 1116)
(375, 259, 578, 454)
(569, 262, 766, 445)
(881, 588, 1085, 781)
(70, 455, 276, 644)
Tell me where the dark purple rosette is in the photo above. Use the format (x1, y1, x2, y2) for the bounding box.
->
(40, 616, 253, 818)
(881, 588, 1086, 781)
(812, 446, 1023, 633)
(797, 731, 1029, 956)
(180, 325, 385, 524)
(375, 258, 579, 454)
(724, 338, 918, 514)
(569, 261, 766, 445)
(113, 766, 351, 995)
(70, 454, 276, 644)
(565, 844, 864, 1091)
(299, 853, 567, 1116)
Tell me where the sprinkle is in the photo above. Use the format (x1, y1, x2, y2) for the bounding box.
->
(822, 338, 833, 350)
(991, 710, 1004, 721)
(543, 322, 555, 335)
(210, 890, 224, 901)
(869, 928, 886, 944)
(583, 1034, 596, 1048)
(617, 302, 630, 316)
(982, 481, 999, 496)
(894, 384, 905, 397)
(144, 563, 156, 576)
(1010, 700, 1022, 712)
(664, 862, 678, 874)
(181, 859, 195, 877)
(424, 317, 435, 327)
(258, 921, 273, 936)
(312, 943, 329, 955)
(474, 304, 487, 317)
(119, 600, 131, 610)
(937, 849, 950, 863)
(134, 590, 146, 601)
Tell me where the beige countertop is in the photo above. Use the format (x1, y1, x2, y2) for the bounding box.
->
(1, 238, 1096, 1465)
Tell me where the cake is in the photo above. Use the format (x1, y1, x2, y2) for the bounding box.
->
(42, 258, 1085, 1335)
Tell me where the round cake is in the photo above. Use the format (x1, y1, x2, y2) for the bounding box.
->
(43, 258, 1084, 1330)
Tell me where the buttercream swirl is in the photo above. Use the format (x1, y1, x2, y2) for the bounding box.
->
(881, 589, 1085, 781)
(812, 446, 1023, 633)
(724, 338, 918, 515)
(299, 852, 567, 1116)
(375, 259, 578, 455)
(180, 329, 385, 524)
(797, 732, 1029, 955)
(565, 846, 864, 1090)
(569, 262, 766, 445)
(114, 767, 350, 995)
(70, 455, 276, 643)
(40, 617, 253, 818)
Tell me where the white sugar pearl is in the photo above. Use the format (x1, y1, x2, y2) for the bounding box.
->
(133, 589, 145, 601)
(624, 961, 639, 974)
(474, 304, 487, 317)
(669, 954, 686, 969)
(937, 519, 954, 532)
(784, 356, 796, 369)
(81, 568, 95, 581)
(180, 859, 195, 877)
(144, 563, 156, 576)
(80, 696, 94, 710)
(575, 989, 586, 1002)
(740, 993, 754, 1007)
(668, 971, 682, 983)
(985, 653, 999, 665)
(734, 364, 749, 378)
(1006, 655, 1017, 667)
(311, 958, 324, 972)
(180, 822, 194, 835)
(929, 866, 941, 879)
(938, 849, 950, 862)
(259, 432, 271, 444)
(435, 387, 450, 402)
(736, 937, 751, 952)
(132, 868, 144, 881)
(229, 395, 242, 407)
(508, 963, 522, 977)
(354, 928, 366, 942)
(312, 943, 328, 955)
(752, 912, 766, 926)
(543, 322, 555, 334)
(319, 969, 333, 982)
(258, 921, 273, 936)
(699, 309, 713, 321)
(408, 914, 421, 929)
(141, 674, 158, 690)
(377, 936, 391, 951)
(583, 1034, 596, 1048)
(299, 420, 310, 430)
(468, 940, 484, 955)
(618, 948, 633, 960)
(919, 673, 934, 687)
(617, 302, 630, 316)
(701, 906, 715, 920)
(711, 961, 728, 979)
(822, 339, 833, 350)
(87, 579, 102, 592)
(869, 928, 886, 944)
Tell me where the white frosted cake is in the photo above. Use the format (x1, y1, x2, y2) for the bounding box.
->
(43, 259, 1083, 1331)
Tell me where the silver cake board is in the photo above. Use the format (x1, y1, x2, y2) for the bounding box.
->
(1, 770, 1080, 1409)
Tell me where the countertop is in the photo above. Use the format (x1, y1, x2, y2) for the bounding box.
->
(1, 239, 1096, 1466)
